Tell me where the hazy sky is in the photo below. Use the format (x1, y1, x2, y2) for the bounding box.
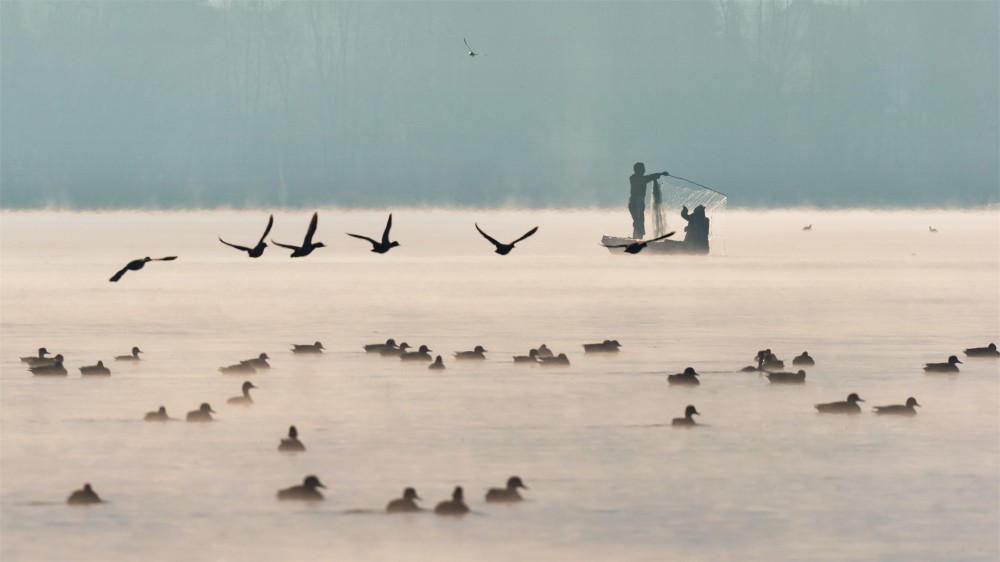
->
(1, 1, 997, 209)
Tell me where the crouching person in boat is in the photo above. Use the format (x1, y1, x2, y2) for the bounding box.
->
(680, 205, 710, 253)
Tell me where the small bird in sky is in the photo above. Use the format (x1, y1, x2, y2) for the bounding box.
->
(475, 223, 538, 255)
(272, 212, 325, 258)
(109, 256, 177, 282)
(219, 214, 274, 258)
(464, 37, 484, 57)
(602, 232, 675, 254)
(347, 214, 400, 254)
(802, 224, 812, 231)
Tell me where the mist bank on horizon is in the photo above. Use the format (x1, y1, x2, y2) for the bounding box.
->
(1, 1, 997, 210)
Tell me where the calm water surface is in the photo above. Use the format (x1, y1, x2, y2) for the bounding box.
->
(1, 209, 998, 561)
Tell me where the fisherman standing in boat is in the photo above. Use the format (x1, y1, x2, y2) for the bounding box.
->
(629, 162, 669, 239)
(680, 205, 710, 253)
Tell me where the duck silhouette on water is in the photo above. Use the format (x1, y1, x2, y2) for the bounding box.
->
(792, 352, 815, 366)
(272, 212, 325, 258)
(924, 355, 962, 373)
(292, 342, 325, 354)
(454, 346, 487, 360)
(513, 349, 539, 364)
(539, 353, 570, 367)
(475, 223, 539, 255)
(144, 406, 174, 421)
(29, 354, 67, 376)
(386, 487, 422, 513)
(278, 425, 306, 452)
(401, 345, 433, 362)
(109, 256, 177, 282)
(667, 367, 700, 386)
(20, 347, 51, 364)
(534, 344, 553, 358)
(583, 340, 621, 353)
(67, 483, 103, 505)
(219, 214, 273, 258)
(603, 232, 676, 254)
(434, 486, 469, 516)
(227, 381, 257, 405)
(815, 393, 864, 414)
(347, 213, 400, 254)
(873, 397, 920, 416)
(672, 405, 700, 427)
(380, 342, 410, 357)
(964, 343, 999, 358)
(115, 347, 142, 361)
(365, 339, 397, 353)
(766, 370, 806, 384)
(80, 361, 111, 376)
(186, 403, 216, 422)
(428, 356, 445, 370)
(219, 362, 256, 375)
(241, 353, 271, 370)
(277, 475, 325, 501)
(485, 476, 528, 503)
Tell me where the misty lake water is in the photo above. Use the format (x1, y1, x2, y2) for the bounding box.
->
(1, 209, 998, 561)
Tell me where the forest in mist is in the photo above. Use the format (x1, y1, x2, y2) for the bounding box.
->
(1, 1, 997, 209)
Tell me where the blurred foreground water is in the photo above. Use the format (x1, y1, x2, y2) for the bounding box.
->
(1, 208, 998, 561)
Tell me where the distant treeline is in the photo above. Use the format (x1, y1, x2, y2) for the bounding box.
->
(1, 1, 997, 209)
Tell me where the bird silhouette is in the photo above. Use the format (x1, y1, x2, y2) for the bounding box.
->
(109, 256, 177, 282)
(475, 223, 538, 255)
(347, 214, 400, 254)
(802, 224, 812, 231)
(272, 212, 325, 257)
(464, 37, 484, 57)
(219, 214, 274, 258)
(603, 232, 675, 254)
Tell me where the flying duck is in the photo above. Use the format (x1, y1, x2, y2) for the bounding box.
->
(109, 256, 177, 282)
(475, 223, 539, 255)
(219, 214, 274, 258)
(602, 232, 675, 254)
(271, 212, 325, 257)
(347, 213, 400, 254)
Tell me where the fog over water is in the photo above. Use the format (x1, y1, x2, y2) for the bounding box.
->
(1, 1, 997, 209)
(1, 209, 997, 561)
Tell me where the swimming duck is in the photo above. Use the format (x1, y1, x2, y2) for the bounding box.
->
(401, 345, 433, 362)
(434, 486, 469, 516)
(278, 425, 306, 452)
(672, 405, 700, 427)
(364, 339, 397, 353)
(766, 370, 806, 384)
(115, 347, 142, 361)
(277, 475, 325, 501)
(347, 213, 400, 254)
(218, 214, 273, 258)
(792, 352, 815, 366)
(20, 347, 50, 364)
(227, 381, 257, 405)
(539, 353, 570, 367)
(454, 346, 487, 360)
(67, 483, 102, 505)
(219, 362, 256, 375)
(924, 355, 962, 373)
(475, 223, 539, 255)
(485, 476, 528, 503)
(186, 403, 216, 422)
(29, 355, 67, 376)
(108, 256, 177, 282)
(428, 356, 445, 370)
(815, 393, 864, 414)
(79, 361, 111, 376)
(271, 211, 326, 258)
(583, 340, 621, 353)
(534, 344, 553, 358)
(667, 367, 700, 385)
(963, 343, 999, 357)
(513, 349, 539, 364)
(291, 342, 325, 354)
(603, 232, 676, 254)
(380, 342, 411, 357)
(873, 397, 920, 416)
(240, 353, 271, 370)
(758, 349, 784, 370)
(144, 406, 173, 421)
(386, 487, 422, 513)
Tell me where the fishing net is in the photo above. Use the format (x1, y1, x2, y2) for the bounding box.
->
(649, 177, 728, 239)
